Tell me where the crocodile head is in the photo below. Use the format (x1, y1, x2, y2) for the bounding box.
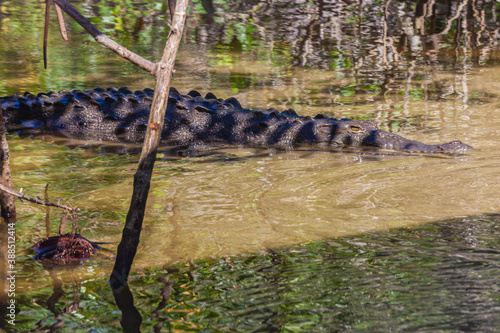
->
(315, 119, 474, 154)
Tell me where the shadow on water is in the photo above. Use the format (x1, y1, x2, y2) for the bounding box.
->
(7, 212, 500, 332)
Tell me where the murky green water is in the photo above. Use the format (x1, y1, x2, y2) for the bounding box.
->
(1, 0, 500, 331)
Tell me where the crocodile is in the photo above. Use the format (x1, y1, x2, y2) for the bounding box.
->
(1, 87, 473, 155)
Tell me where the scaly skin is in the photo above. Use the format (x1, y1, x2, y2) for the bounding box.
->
(1, 87, 474, 155)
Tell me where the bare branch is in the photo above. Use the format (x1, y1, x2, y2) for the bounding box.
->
(0, 183, 78, 211)
(52, 0, 156, 75)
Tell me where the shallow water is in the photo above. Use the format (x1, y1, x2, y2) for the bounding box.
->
(1, 0, 500, 331)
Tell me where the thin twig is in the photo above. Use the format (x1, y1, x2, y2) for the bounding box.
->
(43, 0, 51, 69)
(52, 0, 156, 74)
(70, 211, 77, 234)
(55, 3, 68, 40)
(80, 218, 98, 234)
(0, 183, 79, 211)
(45, 183, 51, 237)
(59, 214, 69, 235)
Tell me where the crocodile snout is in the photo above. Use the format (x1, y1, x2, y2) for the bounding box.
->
(363, 130, 474, 154)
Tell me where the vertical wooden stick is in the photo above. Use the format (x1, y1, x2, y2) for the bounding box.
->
(110, 0, 188, 289)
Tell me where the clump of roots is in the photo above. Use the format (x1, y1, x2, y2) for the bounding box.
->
(32, 233, 98, 264)
(31, 207, 99, 264)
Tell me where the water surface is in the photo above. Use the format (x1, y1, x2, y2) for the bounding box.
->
(1, 0, 500, 331)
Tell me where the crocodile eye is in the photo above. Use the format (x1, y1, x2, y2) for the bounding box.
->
(349, 125, 362, 133)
